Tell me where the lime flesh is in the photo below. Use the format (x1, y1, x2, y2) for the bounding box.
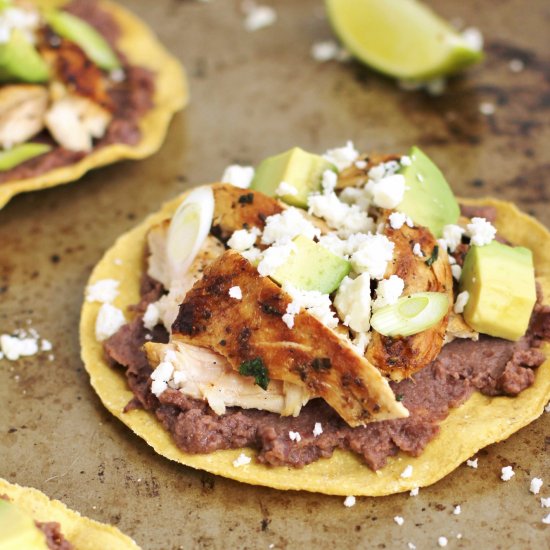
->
(325, 0, 483, 80)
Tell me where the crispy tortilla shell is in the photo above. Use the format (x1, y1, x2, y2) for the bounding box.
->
(0, 478, 140, 549)
(0, 0, 188, 210)
(80, 190, 550, 496)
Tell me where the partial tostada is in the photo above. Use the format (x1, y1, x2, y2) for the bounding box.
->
(0, 477, 140, 549)
(80, 143, 550, 496)
(0, 0, 187, 209)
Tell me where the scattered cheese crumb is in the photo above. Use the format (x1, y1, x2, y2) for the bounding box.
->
(351, 331, 371, 355)
(466, 217, 497, 246)
(289, 430, 302, 442)
(388, 211, 413, 230)
(394, 516, 404, 526)
(233, 452, 252, 467)
(412, 243, 423, 257)
(454, 291, 470, 314)
(221, 164, 254, 188)
(462, 27, 483, 51)
(86, 279, 119, 303)
(311, 40, 340, 62)
(40, 339, 52, 352)
(351, 234, 394, 279)
(453, 505, 462, 515)
(0, 334, 39, 360)
(407, 544, 416, 550)
(283, 284, 338, 330)
(275, 181, 298, 197)
(228, 227, 260, 252)
(530, 478, 544, 495)
(228, 286, 243, 300)
(466, 458, 478, 468)
(261, 207, 320, 245)
(313, 422, 323, 437)
(401, 465, 413, 479)
(143, 303, 160, 330)
(410, 487, 419, 497)
(150, 361, 174, 397)
(113, 258, 123, 266)
(321, 169, 338, 194)
(442, 224, 465, 253)
(438, 536, 448, 547)
(95, 303, 125, 342)
(542, 513, 550, 525)
(501, 465, 515, 481)
(367, 174, 406, 209)
(243, 2, 277, 32)
(479, 102, 496, 116)
(451, 264, 462, 281)
(355, 160, 367, 169)
(334, 274, 372, 332)
(372, 275, 404, 310)
(509, 59, 525, 73)
(257, 242, 295, 278)
(323, 141, 359, 172)
(343, 495, 356, 508)
(541, 497, 550, 508)
(544, 401, 550, 413)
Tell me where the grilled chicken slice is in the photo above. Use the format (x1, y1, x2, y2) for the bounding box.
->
(366, 219, 453, 381)
(211, 183, 284, 241)
(145, 340, 309, 417)
(147, 220, 225, 330)
(45, 90, 112, 151)
(336, 153, 401, 190)
(171, 250, 408, 427)
(0, 85, 48, 149)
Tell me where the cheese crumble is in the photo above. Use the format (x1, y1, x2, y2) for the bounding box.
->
(351, 234, 394, 279)
(343, 495, 356, 508)
(275, 181, 298, 197)
(221, 164, 254, 188)
(95, 303, 125, 342)
(366, 174, 406, 209)
(310, 40, 340, 62)
(388, 211, 413, 230)
(466, 217, 496, 246)
(227, 227, 260, 251)
(288, 431, 301, 442)
(453, 505, 461, 515)
(233, 452, 252, 467)
(313, 422, 323, 437)
(0, 334, 39, 360)
(334, 274, 372, 332)
(143, 303, 160, 330)
(243, 2, 277, 32)
(372, 275, 404, 310)
(261, 207, 320, 245)
(438, 536, 448, 547)
(400, 465, 413, 479)
(454, 291, 470, 314)
(541, 497, 550, 508)
(501, 466, 515, 481)
(323, 141, 359, 172)
(86, 279, 119, 303)
(466, 458, 478, 469)
(410, 487, 419, 497)
(530, 477, 543, 495)
(228, 286, 243, 300)
(394, 516, 404, 526)
(442, 224, 465, 253)
(542, 513, 550, 525)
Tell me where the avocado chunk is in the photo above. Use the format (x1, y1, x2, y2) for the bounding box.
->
(272, 235, 351, 293)
(397, 146, 460, 237)
(44, 9, 121, 71)
(0, 29, 49, 83)
(0, 143, 52, 171)
(459, 240, 536, 341)
(250, 147, 336, 208)
(0, 500, 49, 550)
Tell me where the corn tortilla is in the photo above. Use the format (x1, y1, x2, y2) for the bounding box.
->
(0, 478, 141, 549)
(80, 189, 550, 496)
(0, 0, 188, 210)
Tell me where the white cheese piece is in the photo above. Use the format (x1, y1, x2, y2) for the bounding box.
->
(40, 339, 52, 352)
(545, 401, 550, 413)
(311, 40, 340, 62)
(451, 264, 462, 281)
(412, 243, 423, 258)
(438, 536, 448, 548)
(343, 495, 356, 508)
(323, 141, 359, 171)
(509, 59, 525, 73)
(501, 465, 515, 481)
(333, 274, 372, 332)
(0, 7, 40, 45)
(351, 234, 394, 279)
(233, 452, 252, 467)
(388, 211, 413, 230)
(400, 155, 412, 167)
(410, 487, 419, 497)
(479, 102, 496, 116)
(313, 422, 323, 437)
(229, 285, 243, 300)
(541, 497, 550, 508)
(442, 224, 465, 253)
(143, 303, 160, 330)
(394, 516, 404, 526)
(288, 430, 301, 442)
(150, 361, 174, 397)
(453, 505, 462, 515)
(530, 477, 544, 495)
(454, 291, 470, 314)
(243, 3, 277, 32)
(542, 513, 550, 524)
(261, 207, 320, 245)
(257, 242, 296, 277)
(401, 465, 413, 479)
(351, 331, 371, 355)
(355, 160, 367, 169)
(0, 334, 39, 360)
(321, 169, 338, 194)
(282, 284, 338, 329)
(407, 544, 416, 550)
(86, 279, 119, 303)
(227, 227, 260, 251)
(221, 164, 254, 188)
(241, 246, 262, 264)
(466, 458, 478, 469)
(367, 174, 406, 209)
(466, 217, 497, 246)
(372, 275, 404, 310)
(462, 26, 483, 51)
(95, 303, 125, 342)
(275, 181, 298, 197)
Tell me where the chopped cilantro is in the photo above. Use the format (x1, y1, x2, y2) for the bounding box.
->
(425, 245, 439, 267)
(396, 394, 404, 402)
(239, 357, 269, 390)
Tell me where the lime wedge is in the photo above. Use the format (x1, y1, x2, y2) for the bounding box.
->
(325, 0, 483, 80)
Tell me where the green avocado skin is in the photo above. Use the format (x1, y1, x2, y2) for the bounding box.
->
(0, 29, 49, 83)
(398, 146, 460, 238)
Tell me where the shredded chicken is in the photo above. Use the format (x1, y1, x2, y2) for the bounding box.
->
(45, 90, 112, 151)
(366, 217, 453, 381)
(145, 340, 309, 416)
(0, 84, 48, 149)
(172, 250, 408, 427)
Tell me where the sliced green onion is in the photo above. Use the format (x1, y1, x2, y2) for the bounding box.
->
(166, 186, 214, 276)
(371, 292, 449, 338)
(0, 143, 51, 171)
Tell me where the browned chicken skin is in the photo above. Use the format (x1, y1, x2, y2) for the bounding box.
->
(366, 217, 453, 380)
(171, 250, 408, 427)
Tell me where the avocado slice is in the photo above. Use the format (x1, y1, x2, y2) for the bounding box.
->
(272, 235, 351, 293)
(44, 9, 121, 71)
(250, 147, 336, 208)
(0, 500, 49, 550)
(0, 29, 49, 83)
(459, 240, 536, 341)
(397, 146, 460, 237)
(0, 143, 52, 171)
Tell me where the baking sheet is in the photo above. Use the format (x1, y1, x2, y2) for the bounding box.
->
(1, 0, 549, 548)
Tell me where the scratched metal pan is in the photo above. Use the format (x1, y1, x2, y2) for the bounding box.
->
(0, 0, 548, 548)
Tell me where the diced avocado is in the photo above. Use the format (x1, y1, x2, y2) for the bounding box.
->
(459, 240, 536, 341)
(0, 500, 49, 550)
(44, 10, 121, 71)
(250, 147, 336, 208)
(0, 29, 49, 83)
(397, 146, 460, 237)
(0, 143, 52, 171)
(272, 235, 351, 293)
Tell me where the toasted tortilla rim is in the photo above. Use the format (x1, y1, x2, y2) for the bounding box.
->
(0, 0, 188, 210)
(0, 478, 140, 549)
(80, 189, 550, 496)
